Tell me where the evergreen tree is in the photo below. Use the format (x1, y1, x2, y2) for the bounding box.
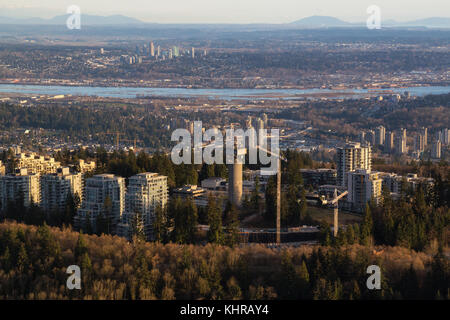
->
(360, 204, 373, 246)
(241, 194, 252, 216)
(95, 212, 108, 236)
(224, 202, 240, 247)
(80, 251, 92, 288)
(286, 184, 300, 225)
(349, 280, 361, 300)
(84, 214, 94, 235)
(413, 185, 429, 217)
(298, 260, 310, 299)
(206, 196, 223, 244)
(130, 212, 146, 242)
(36, 223, 62, 271)
(185, 198, 199, 244)
(319, 222, 332, 246)
(215, 164, 228, 179)
(16, 243, 29, 273)
(264, 176, 277, 223)
(346, 224, 356, 245)
(169, 197, 182, 243)
(64, 192, 80, 226)
(74, 233, 88, 263)
(400, 264, 419, 299)
(336, 229, 347, 247)
(251, 176, 260, 212)
(172, 197, 198, 244)
(299, 188, 308, 223)
(279, 252, 299, 299)
(153, 204, 167, 243)
(1, 246, 11, 272)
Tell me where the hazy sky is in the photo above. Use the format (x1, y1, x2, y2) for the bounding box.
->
(1, 0, 449, 23)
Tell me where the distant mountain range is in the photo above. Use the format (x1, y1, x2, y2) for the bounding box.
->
(401, 17, 450, 28)
(0, 14, 449, 28)
(290, 16, 450, 28)
(290, 16, 352, 27)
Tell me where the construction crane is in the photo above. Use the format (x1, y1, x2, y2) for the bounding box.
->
(101, 131, 122, 149)
(327, 189, 348, 237)
(121, 138, 143, 150)
(197, 135, 286, 244)
(256, 145, 287, 244)
(97, 132, 142, 150)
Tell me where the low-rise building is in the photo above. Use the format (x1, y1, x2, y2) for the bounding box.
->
(380, 172, 434, 195)
(172, 184, 208, 208)
(301, 168, 337, 188)
(13, 152, 61, 175)
(201, 177, 226, 190)
(78, 159, 96, 173)
(318, 185, 347, 198)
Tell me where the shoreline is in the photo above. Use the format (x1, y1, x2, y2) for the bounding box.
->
(0, 79, 448, 91)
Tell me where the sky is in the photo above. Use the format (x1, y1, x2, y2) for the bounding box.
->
(1, 0, 449, 23)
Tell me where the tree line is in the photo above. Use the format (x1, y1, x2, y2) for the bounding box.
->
(0, 221, 448, 300)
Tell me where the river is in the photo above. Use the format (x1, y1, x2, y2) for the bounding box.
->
(0, 84, 448, 100)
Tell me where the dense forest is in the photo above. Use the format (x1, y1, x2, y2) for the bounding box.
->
(0, 102, 171, 149)
(0, 221, 448, 300)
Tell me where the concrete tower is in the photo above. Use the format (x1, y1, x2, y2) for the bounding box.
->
(228, 147, 246, 207)
(150, 42, 155, 57)
(385, 131, 394, 153)
(421, 127, 428, 147)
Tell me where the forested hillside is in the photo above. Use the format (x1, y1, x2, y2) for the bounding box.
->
(0, 221, 448, 300)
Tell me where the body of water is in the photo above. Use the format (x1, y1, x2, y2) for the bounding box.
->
(0, 84, 448, 100)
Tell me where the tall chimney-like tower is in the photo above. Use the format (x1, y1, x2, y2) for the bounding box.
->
(228, 147, 245, 206)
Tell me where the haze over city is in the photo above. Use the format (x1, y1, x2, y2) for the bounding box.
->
(1, 0, 449, 23)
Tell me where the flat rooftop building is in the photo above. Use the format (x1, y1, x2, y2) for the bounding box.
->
(40, 167, 82, 213)
(12, 152, 61, 175)
(337, 143, 371, 187)
(0, 168, 41, 210)
(118, 172, 168, 241)
(75, 174, 125, 234)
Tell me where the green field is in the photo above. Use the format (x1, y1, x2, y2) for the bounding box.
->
(241, 205, 363, 228)
(307, 206, 363, 225)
